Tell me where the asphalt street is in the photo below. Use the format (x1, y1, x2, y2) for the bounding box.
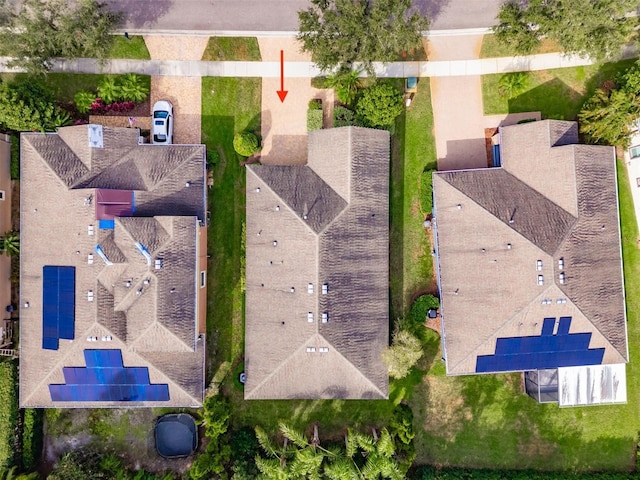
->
(106, 0, 504, 33)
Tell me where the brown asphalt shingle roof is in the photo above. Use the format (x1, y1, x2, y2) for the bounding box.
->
(433, 120, 627, 375)
(244, 127, 390, 399)
(20, 125, 206, 407)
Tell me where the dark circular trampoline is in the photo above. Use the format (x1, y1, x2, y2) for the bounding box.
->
(155, 414, 198, 458)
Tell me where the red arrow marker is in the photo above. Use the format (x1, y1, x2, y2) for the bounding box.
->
(277, 50, 288, 102)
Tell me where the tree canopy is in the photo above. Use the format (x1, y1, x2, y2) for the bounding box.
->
(382, 329, 423, 379)
(0, 80, 70, 132)
(297, 0, 429, 74)
(355, 82, 404, 129)
(494, 0, 638, 60)
(0, 0, 122, 74)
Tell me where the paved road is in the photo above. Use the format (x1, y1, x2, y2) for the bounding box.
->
(106, 0, 504, 34)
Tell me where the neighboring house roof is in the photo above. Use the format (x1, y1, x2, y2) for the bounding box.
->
(433, 120, 627, 375)
(244, 127, 390, 399)
(20, 125, 206, 407)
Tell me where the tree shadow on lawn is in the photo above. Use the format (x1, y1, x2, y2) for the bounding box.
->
(413, 369, 636, 471)
(508, 78, 581, 121)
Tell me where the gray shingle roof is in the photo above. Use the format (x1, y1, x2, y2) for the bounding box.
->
(19, 125, 206, 407)
(244, 127, 390, 399)
(433, 120, 627, 375)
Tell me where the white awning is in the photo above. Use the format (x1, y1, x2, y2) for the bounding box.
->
(558, 364, 627, 407)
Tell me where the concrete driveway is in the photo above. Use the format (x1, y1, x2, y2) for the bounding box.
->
(144, 35, 208, 144)
(258, 37, 334, 165)
(429, 34, 488, 171)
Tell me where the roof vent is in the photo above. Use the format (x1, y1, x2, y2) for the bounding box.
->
(125, 279, 132, 288)
(506, 243, 512, 249)
(303, 214, 308, 220)
(322, 283, 328, 295)
(558, 258, 564, 270)
(536, 260, 543, 271)
(155, 258, 163, 270)
(136, 288, 143, 295)
(87, 290, 94, 302)
(84, 195, 93, 206)
(87, 253, 94, 265)
(275, 205, 280, 211)
(456, 204, 462, 210)
(143, 278, 150, 285)
(101, 335, 112, 341)
(88, 225, 95, 236)
(537, 275, 544, 286)
(308, 283, 313, 294)
(319, 347, 329, 353)
(23, 302, 29, 309)
(559, 272, 566, 284)
(273, 240, 278, 247)
(88, 124, 103, 148)
(255, 187, 261, 193)
(290, 287, 295, 293)
(322, 312, 328, 323)
(306, 347, 316, 353)
(307, 312, 314, 323)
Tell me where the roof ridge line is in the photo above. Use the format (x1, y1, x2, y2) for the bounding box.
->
(245, 336, 315, 399)
(129, 308, 194, 353)
(139, 146, 201, 191)
(317, 332, 387, 398)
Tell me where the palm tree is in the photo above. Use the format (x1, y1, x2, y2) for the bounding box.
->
(498, 72, 530, 99)
(324, 68, 362, 106)
(0, 231, 19, 257)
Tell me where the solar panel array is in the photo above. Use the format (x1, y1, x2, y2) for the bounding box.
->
(42, 266, 76, 350)
(476, 317, 605, 373)
(49, 349, 170, 402)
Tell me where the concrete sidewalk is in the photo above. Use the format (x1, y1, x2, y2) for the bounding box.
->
(1, 49, 627, 77)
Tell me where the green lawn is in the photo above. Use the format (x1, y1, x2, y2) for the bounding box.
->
(390, 78, 437, 318)
(107, 35, 150, 59)
(201, 77, 261, 379)
(482, 58, 636, 119)
(408, 160, 640, 472)
(479, 34, 560, 58)
(202, 37, 261, 61)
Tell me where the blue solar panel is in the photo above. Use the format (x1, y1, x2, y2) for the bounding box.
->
(541, 317, 555, 335)
(557, 316, 572, 335)
(476, 316, 604, 373)
(50, 349, 170, 402)
(42, 266, 76, 350)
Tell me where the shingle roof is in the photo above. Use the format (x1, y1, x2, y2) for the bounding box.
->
(19, 125, 206, 407)
(433, 120, 627, 375)
(244, 127, 390, 399)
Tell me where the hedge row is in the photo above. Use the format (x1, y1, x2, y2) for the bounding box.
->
(413, 467, 640, 480)
(0, 360, 18, 468)
(22, 409, 43, 470)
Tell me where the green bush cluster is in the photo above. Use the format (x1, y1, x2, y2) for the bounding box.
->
(307, 109, 323, 131)
(0, 80, 70, 133)
(356, 82, 404, 129)
(409, 294, 439, 326)
(21, 409, 43, 470)
(49, 450, 174, 480)
(233, 131, 260, 157)
(308, 99, 323, 110)
(0, 361, 18, 468)
(333, 106, 359, 127)
(75, 74, 150, 113)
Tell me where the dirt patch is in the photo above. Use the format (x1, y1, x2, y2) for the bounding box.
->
(421, 376, 472, 441)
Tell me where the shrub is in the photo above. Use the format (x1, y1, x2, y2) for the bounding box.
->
(308, 99, 322, 110)
(419, 168, 435, 214)
(333, 106, 358, 127)
(97, 77, 121, 104)
(74, 91, 96, 114)
(307, 109, 323, 131)
(409, 294, 440, 327)
(233, 131, 260, 157)
(206, 150, 220, 168)
(382, 330, 423, 379)
(119, 73, 149, 102)
(356, 82, 404, 129)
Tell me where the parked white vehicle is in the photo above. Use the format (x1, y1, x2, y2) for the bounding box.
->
(152, 100, 173, 145)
